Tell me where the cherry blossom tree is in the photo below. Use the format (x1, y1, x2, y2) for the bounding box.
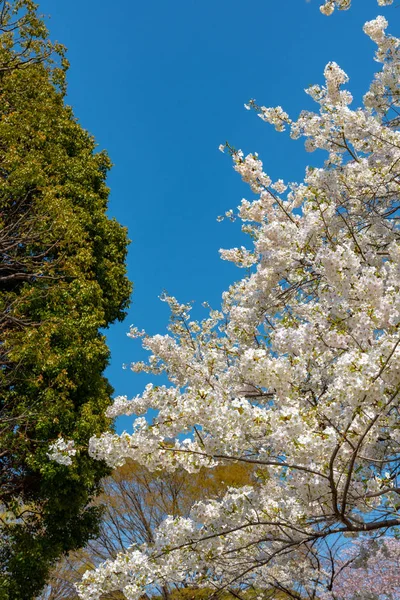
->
(321, 537, 400, 599)
(51, 0, 400, 598)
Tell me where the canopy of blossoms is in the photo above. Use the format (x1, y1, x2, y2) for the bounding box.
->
(48, 1, 400, 598)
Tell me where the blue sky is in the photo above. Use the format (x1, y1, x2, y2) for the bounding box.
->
(38, 0, 398, 432)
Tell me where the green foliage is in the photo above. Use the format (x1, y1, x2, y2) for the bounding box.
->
(0, 2, 132, 597)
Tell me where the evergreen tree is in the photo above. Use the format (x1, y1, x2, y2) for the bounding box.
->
(0, 2, 132, 598)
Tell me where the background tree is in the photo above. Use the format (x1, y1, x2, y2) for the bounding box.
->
(320, 537, 400, 600)
(0, 1, 132, 598)
(38, 461, 256, 600)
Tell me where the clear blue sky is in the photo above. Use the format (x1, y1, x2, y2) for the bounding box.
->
(38, 0, 398, 432)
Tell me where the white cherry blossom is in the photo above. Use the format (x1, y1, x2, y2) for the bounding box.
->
(320, 0, 393, 15)
(47, 438, 77, 466)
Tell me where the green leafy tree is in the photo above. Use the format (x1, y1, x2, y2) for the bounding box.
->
(0, 2, 132, 598)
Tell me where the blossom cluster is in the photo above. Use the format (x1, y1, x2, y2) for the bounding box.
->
(320, 0, 393, 16)
(75, 10, 400, 600)
(47, 438, 77, 466)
